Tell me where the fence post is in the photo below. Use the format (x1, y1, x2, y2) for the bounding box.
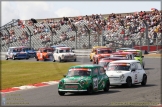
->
(156, 38, 158, 51)
(143, 20, 149, 52)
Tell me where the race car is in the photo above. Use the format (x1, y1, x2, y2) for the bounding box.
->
(106, 60, 147, 87)
(89, 46, 107, 62)
(110, 52, 135, 60)
(58, 64, 110, 96)
(93, 48, 113, 64)
(116, 48, 135, 52)
(5, 47, 29, 60)
(123, 49, 145, 69)
(52, 47, 76, 62)
(99, 57, 131, 70)
(19, 46, 36, 58)
(35, 47, 54, 61)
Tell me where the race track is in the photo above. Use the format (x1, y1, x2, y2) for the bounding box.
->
(1, 56, 161, 106)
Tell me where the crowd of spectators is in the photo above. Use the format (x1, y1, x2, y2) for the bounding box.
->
(1, 8, 161, 49)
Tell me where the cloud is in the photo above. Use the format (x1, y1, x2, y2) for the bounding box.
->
(55, 7, 81, 18)
(1, 1, 58, 26)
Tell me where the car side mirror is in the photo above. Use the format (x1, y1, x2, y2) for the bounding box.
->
(63, 74, 66, 77)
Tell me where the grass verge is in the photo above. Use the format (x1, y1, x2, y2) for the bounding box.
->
(1, 60, 77, 90)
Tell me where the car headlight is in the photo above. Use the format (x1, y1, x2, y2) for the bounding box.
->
(120, 74, 125, 79)
(59, 81, 64, 86)
(80, 80, 85, 85)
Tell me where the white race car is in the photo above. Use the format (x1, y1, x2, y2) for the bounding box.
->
(52, 47, 76, 62)
(106, 60, 147, 87)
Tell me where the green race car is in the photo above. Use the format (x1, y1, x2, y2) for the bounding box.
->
(58, 64, 110, 96)
(124, 49, 145, 69)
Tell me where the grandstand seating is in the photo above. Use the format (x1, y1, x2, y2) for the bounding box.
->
(1, 10, 161, 51)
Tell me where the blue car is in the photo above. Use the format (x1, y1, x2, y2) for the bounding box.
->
(5, 47, 29, 60)
(20, 46, 36, 58)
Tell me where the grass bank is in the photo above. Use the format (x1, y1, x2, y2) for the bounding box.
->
(1, 60, 77, 90)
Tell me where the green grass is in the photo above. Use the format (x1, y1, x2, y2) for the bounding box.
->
(1, 60, 78, 90)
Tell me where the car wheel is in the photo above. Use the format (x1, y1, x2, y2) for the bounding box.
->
(59, 57, 61, 62)
(96, 59, 98, 64)
(36, 56, 39, 61)
(126, 77, 132, 88)
(74, 58, 76, 62)
(52, 57, 56, 62)
(43, 56, 46, 61)
(87, 84, 93, 95)
(104, 81, 110, 92)
(12, 56, 15, 60)
(5, 56, 8, 60)
(90, 57, 92, 62)
(93, 58, 96, 64)
(58, 91, 65, 96)
(141, 75, 147, 86)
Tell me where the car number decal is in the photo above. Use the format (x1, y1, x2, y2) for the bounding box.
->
(93, 78, 98, 89)
(134, 74, 138, 82)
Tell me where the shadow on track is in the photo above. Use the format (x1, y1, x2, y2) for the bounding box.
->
(110, 84, 157, 89)
(64, 90, 120, 96)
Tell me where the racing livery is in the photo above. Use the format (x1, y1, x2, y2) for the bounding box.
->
(52, 47, 76, 62)
(89, 46, 107, 62)
(123, 49, 145, 69)
(5, 47, 29, 60)
(106, 60, 147, 87)
(36, 47, 54, 61)
(99, 56, 131, 70)
(19, 46, 36, 58)
(93, 48, 112, 64)
(58, 64, 110, 96)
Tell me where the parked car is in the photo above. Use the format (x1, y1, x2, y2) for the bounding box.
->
(123, 49, 145, 69)
(35, 47, 54, 61)
(106, 60, 147, 87)
(52, 47, 76, 62)
(5, 47, 29, 60)
(89, 46, 107, 62)
(19, 46, 36, 58)
(99, 57, 131, 70)
(58, 64, 110, 96)
(93, 48, 113, 64)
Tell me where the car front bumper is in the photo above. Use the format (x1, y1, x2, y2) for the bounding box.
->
(58, 89, 87, 92)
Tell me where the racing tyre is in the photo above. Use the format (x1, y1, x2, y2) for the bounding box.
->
(90, 57, 92, 62)
(59, 57, 62, 62)
(87, 84, 93, 95)
(5, 56, 8, 60)
(104, 81, 110, 92)
(12, 56, 15, 60)
(35, 56, 39, 61)
(52, 57, 56, 62)
(58, 91, 65, 96)
(141, 75, 147, 86)
(96, 59, 98, 64)
(74, 58, 76, 62)
(43, 56, 46, 61)
(92, 58, 96, 64)
(126, 77, 132, 88)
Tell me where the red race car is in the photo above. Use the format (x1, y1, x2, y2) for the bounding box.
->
(93, 48, 113, 64)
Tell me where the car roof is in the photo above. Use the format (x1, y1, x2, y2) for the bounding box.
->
(97, 48, 111, 50)
(101, 57, 128, 60)
(56, 47, 71, 49)
(109, 60, 140, 64)
(124, 49, 141, 52)
(70, 64, 101, 69)
(112, 52, 133, 55)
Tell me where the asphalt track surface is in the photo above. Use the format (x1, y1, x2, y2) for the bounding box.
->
(1, 56, 161, 106)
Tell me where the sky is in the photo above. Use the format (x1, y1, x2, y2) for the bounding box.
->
(1, 1, 161, 26)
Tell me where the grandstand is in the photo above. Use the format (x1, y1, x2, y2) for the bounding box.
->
(1, 9, 161, 52)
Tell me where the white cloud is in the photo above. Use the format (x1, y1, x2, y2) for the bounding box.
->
(55, 7, 81, 18)
(1, 1, 58, 26)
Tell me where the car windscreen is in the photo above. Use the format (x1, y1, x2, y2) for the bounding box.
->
(67, 68, 91, 76)
(107, 63, 130, 71)
(59, 49, 71, 53)
(125, 51, 140, 57)
(43, 49, 53, 52)
(99, 62, 109, 67)
(98, 50, 112, 54)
